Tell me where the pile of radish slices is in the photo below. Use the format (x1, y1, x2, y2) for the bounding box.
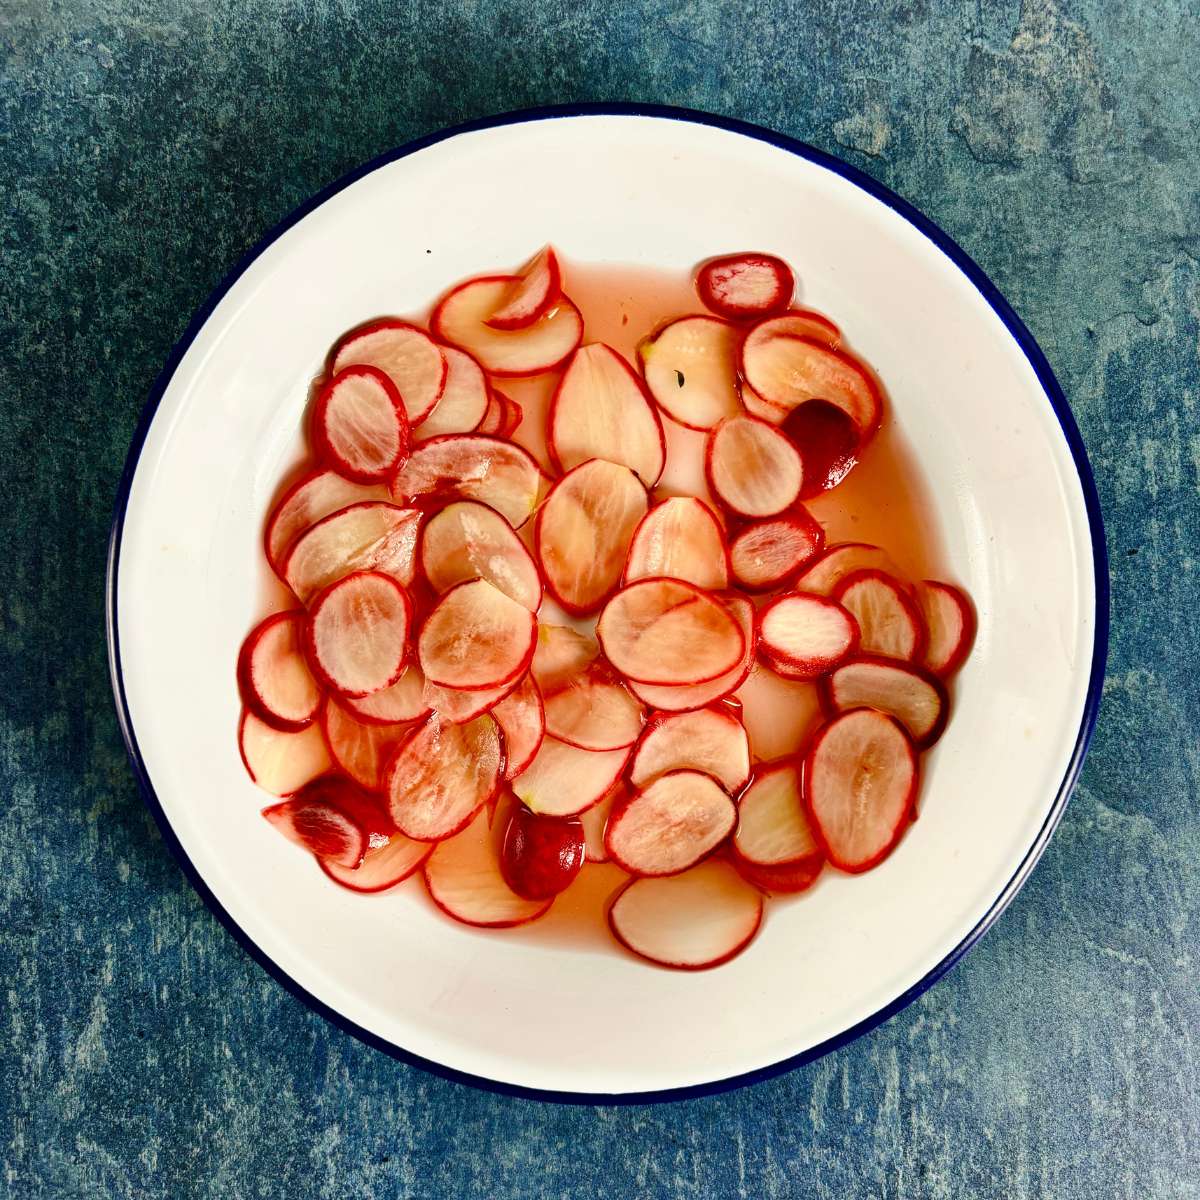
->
(237, 248, 975, 970)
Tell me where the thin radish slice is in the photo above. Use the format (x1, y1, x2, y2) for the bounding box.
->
(804, 709, 918, 872)
(739, 380, 790, 425)
(342, 664, 430, 726)
(729, 508, 825, 591)
(580, 786, 621, 862)
(822, 656, 949, 748)
(794, 542, 903, 597)
(629, 706, 750, 792)
(732, 855, 825, 896)
(833, 568, 926, 662)
(548, 343, 666, 486)
(492, 674, 546, 779)
(237, 611, 322, 731)
(420, 500, 542, 611)
(742, 309, 842, 353)
(511, 737, 631, 817)
(623, 496, 729, 590)
(332, 319, 447, 426)
(608, 859, 763, 970)
(639, 315, 743, 430)
(476, 390, 523, 437)
(431, 275, 583, 375)
(499, 803, 585, 899)
(531, 624, 599, 690)
(542, 664, 644, 751)
(262, 776, 392, 869)
(421, 675, 519, 725)
(418, 346, 490, 437)
(785, 399, 861, 497)
(320, 831, 432, 893)
(312, 365, 410, 483)
(535, 459, 648, 615)
(385, 712, 503, 841)
(706, 414, 804, 518)
(758, 592, 858, 679)
(496, 392, 523, 436)
(732, 760, 820, 867)
(239, 710, 332, 796)
(265, 470, 389, 574)
(916, 580, 976, 677)
(484, 247, 562, 331)
(695, 253, 794, 320)
(597, 578, 745, 686)
(321, 700, 413, 791)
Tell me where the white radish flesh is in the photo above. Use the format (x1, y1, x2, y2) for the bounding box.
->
(733, 760, 819, 866)
(833, 569, 926, 662)
(342, 664, 430, 725)
(729, 509, 825, 591)
(313, 365, 409, 483)
(321, 700, 412, 792)
(320, 832, 432, 893)
(542, 666, 644, 751)
(706, 415, 804, 518)
(629, 706, 750, 792)
(794, 542, 901, 597)
(639, 315, 743, 430)
(695, 253, 794, 320)
(265, 470, 389, 573)
(917, 580, 976, 676)
(239, 710, 332, 796)
(237, 611, 322, 731)
(758, 593, 858, 679)
(511, 737, 630, 817)
(823, 656, 948, 748)
(530, 624, 599, 690)
(491, 674, 546, 779)
(623, 496, 729, 590)
(417, 346, 490, 436)
(484, 246, 561, 331)
(332, 319, 447, 426)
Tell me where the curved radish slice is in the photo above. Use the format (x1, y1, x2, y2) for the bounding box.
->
(531, 624, 599, 689)
(320, 831, 432, 893)
(239, 710, 332, 796)
(832, 568, 926, 662)
(598, 578, 745, 686)
(758, 592, 858, 679)
(784, 399, 861, 497)
(580, 785, 621, 862)
(629, 707, 750, 792)
(321, 700, 412, 791)
(431, 275, 583, 376)
(729, 508, 825, 592)
(732, 760, 819, 867)
(794, 542, 902, 596)
(499, 803, 585, 899)
(706, 414, 804, 518)
(385, 712, 503, 841)
(304, 571, 412, 698)
(623, 497, 729, 590)
(608, 859, 763, 969)
(742, 309, 842, 354)
(822, 656, 949, 748)
(421, 674, 519, 725)
(263, 775, 392, 868)
(639, 315, 743, 430)
(732, 855, 824, 895)
(265, 470, 389, 574)
(542, 664, 644, 751)
(476, 389, 523, 437)
(548, 343, 666, 486)
(342, 663, 429, 726)
(417, 346, 490, 437)
(496, 392, 523, 436)
(804, 709, 918, 872)
(739, 380, 789, 425)
(535, 459, 648, 615)
(917, 580, 976, 677)
(485, 246, 562, 331)
(332, 319, 447, 426)
(237, 611, 322, 731)
(420, 500, 541, 611)
(284, 501, 421, 603)
(511, 737, 631, 817)
(695, 253, 794, 320)
(605, 771, 736, 877)
(491, 674, 545, 779)
(312, 365, 410, 483)
(392, 434, 546, 528)
(418, 579, 537, 691)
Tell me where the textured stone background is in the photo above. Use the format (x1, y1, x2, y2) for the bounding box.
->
(2, 1, 1198, 1196)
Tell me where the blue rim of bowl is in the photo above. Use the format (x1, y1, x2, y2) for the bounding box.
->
(106, 102, 1110, 1105)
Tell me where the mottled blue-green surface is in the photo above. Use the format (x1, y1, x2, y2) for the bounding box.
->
(2, 1, 1198, 1196)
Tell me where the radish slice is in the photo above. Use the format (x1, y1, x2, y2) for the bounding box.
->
(758, 592, 858, 679)
(511, 737, 631, 817)
(331, 319, 447, 426)
(485, 247, 562, 331)
(418, 346, 490, 437)
(420, 500, 542, 611)
(496, 392, 523, 436)
(742, 309, 841, 352)
(499, 803, 585, 899)
(392, 434, 547, 528)
(732, 855, 825, 895)
(608, 859, 763, 969)
(732, 760, 820, 868)
(342, 664, 430, 726)
(624, 497, 729, 590)
(421, 675, 519, 725)
(263, 775, 392, 868)
(237, 611, 322, 731)
(283, 501, 421, 603)
(580, 785, 621, 862)
(548, 343, 666, 486)
(531, 624, 599, 688)
(304, 571, 412, 698)
(822, 656, 949, 748)
(917, 580, 976, 677)
(695, 253, 794, 320)
(542, 664, 644, 751)
(385, 712, 503, 841)
(804, 709, 918, 872)
(785, 399, 861, 497)
(739, 381, 790, 425)
(475, 389, 523, 437)
(706, 415, 805, 518)
(729, 508, 825, 591)
(794, 542, 903, 596)
(239, 710, 332, 795)
(833, 568, 926, 662)
(639, 315, 743, 430)
(605, 771, 736, 876)
(491, 674, 545, 779)
(535, 459, 648, 615)
(431, 275, 583, 375)
(312, 365, 410, 483)
(320, 831, 432, 893)
(598, 578, 745, 686)
(418, 579, 537, 691)
(321, 700, 412, 791)
(265, 470, 389, 574)
(629, 706, 750, 792)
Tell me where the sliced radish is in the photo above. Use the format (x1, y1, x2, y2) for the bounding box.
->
(484, 247, 562, 331)
(265, 469, 389, 574)
(499, 803, 585, 899)
(732, 856, 825, 895)
(511, 737, 630, 817)
(331, 319, 447, 426)
(534, 459, 648, 615)
(417, 346, 490, 437)
(418, 579, 537, 691)
(239, 709, 332, 795)
(732, 760, 820, 869)
(832, 568, 926, 662)
(739, 380, 789, 425)
(785, 399, 861, 497)
(608, 859, 763, 969)
(822, 656, 949, 748)
(916, 580, 976, 677)
(639, 315, 743, 430)
(623, 496, 729, 590)
(476, 390, 523, 437)
(342, 663, 430, 726)
(580, 785, 621, 862)
(729, 508, 825, 592)
(320, 830, 432, 893)
(706, 414, 804, 518)
(531, 623, 599, 687)
(237, 611, 322, 731)
(548, 343, 666, 486)
(421, 675, 520, 725)
(742, 309, 841, 354)
(312, 365, 410, 483)
(431, 275, 583, 375)
(321, 699, 413, 791)
(629, 706, 750, 793)
(695, 253, 794, 320)
(758, 592, 858, 679)
(262, 775, 392, 868)
(491, 674, 546, 779)
(542, 663, 644, 751)
(794, 542, 902, 596)
(420, 500, 541, 611)
(804, 709, 918, 872)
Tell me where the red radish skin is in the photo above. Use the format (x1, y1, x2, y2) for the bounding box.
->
(239, 709, 332, 796)
(623, 496, 729, 590)
(917, 580, 976, 677)
(265, 469, 389, 574)
(311, 365, 411, 483)
(743, 310, 842, 352)
(794, 542, 903, 597)
(237, 611, 322, 731)
(331, 318, 447, 426)
(706, 415, 805, 518)
(731, 760, 821, 869)
(821, 655, 949, 749)
(541, 664, 645, 751)
(833, 568, 927, 662)
(499, 804, 586, 900)
(320, 831, 433, 893)
(263, 775, 393, 867)
(757, 592, 859, 679)
(729, 508, 825, 592)
(732, 853, 824, 895)
(418, 346, 490, 437)
(580, 785, 621, 862)
(629, 706, 751, 793)
(512, 737, 631, 818)
(342, 664, 430, 726)
(639, 315, 743, 430)
(785, 399, 862, 497)
(695, 253, 795, 320)
(491, 674, 546, 779)
(485, 247, 562, 331)
(321, 700, 413, 792)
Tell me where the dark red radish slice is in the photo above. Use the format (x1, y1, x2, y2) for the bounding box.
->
(623, 496, 729, 590)
(785, 399, 862, 497)
(485, 246, 562, 331)
(608, 859, 763, 970)
(239, 710, 332, 795)
(385, 712, 503, 841)
(758, 592, 858, 679)
(421, 675, 519, 725)
(695, 253, 794, 320)
(804, 709, 918, 872)
(822, 656, 949, 748)
(237, 611, 322, 731)
(312, 365, 410, 483)
(580, 785, 621, 862)
(598, 578, 745, 686)
(321, 699, 412, 791)
(320, 830, 432, 893)
(542, 664, 644, 751)
(263, 775, 392, 868)
(420, 500, 541, 611)
(531, 624, 599, 689)
(833, 568, 926, 662)
(794, 542, 902, 597)
(732, 856, 824, 895)
(304, 571, 412, 699)
(283, 501, 421, 603)
(639, 315, 743, 430)
(548, 343, 666, 486)
(265, 470, 389, 574)
(431, 275, 583, 376)
(729, 508, 825, 592)
(391, 434, 547, 528)
(418, 346, 490, 437)
(706, 414, 805, 518)
(491, 674, 545, 779)
(629, 706, 750, 793)
(418, 579, 537, 691)
(732, 760, 820, 869)
(332, 319, 447, 426)
(535, 459, 648, 615)
(742, 309, 841, 354)
(511, 737, 631, 817)
(917, 580, 976, 677)
(342, 664, 429, 726)
(499, 803, 585, 900)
